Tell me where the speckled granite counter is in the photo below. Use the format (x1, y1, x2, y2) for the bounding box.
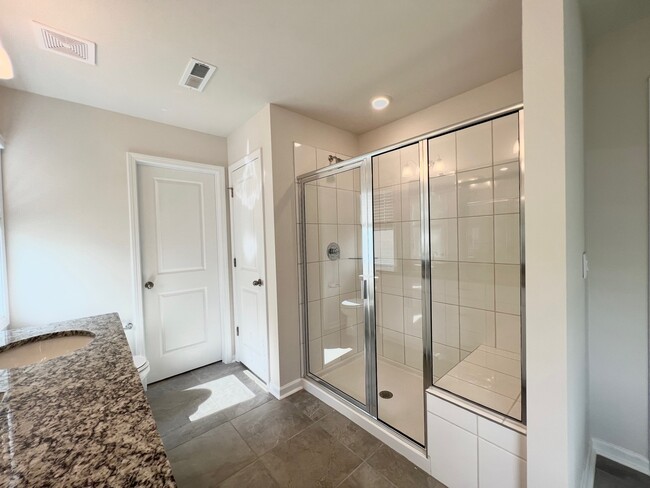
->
(0, 313, 176, 487)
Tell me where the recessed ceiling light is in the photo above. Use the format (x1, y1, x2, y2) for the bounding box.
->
(0, 41, 13, 80)
(294, 142, 302, 148)
(371, 96, 391, 110)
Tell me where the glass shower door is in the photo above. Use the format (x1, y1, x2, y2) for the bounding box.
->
(302, 162, 374, 409)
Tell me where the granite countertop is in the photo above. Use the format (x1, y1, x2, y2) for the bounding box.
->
(0, 313, 176, 487)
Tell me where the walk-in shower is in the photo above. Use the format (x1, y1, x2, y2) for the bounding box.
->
(296, 105, 525, 448)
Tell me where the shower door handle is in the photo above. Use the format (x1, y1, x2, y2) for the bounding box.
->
(362, 278, 368, 299)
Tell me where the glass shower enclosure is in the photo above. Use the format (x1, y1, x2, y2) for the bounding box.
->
(297, 105, 525, 448)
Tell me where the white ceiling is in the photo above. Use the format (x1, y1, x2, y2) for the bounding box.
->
(0, 0, 522, 137)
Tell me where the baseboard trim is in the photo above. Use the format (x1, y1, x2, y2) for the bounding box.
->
(590, 437, 650, 478)
(581, 440, 596, 488)
(302, 378, 431, 473)
(269, 379, 303, 400)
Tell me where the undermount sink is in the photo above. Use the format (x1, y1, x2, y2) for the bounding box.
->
(0, 332, 95, 369)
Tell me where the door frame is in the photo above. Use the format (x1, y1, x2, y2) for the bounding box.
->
(227, 149, 270, 383)
(126, 152, 232, 364)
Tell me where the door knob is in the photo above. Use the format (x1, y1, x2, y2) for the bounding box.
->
(144, 281, 154, 289)
(252, 278, 263, 287)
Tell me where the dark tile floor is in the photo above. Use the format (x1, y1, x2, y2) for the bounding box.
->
(594, 455, 650, 488)
(146, 361, 444, 488)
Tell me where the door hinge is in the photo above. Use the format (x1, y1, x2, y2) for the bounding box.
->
(236, 326, 239, 336)
(227, 186, 234, 198)
(233, 257, 237, 267)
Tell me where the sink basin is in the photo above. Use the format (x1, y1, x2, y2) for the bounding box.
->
(0, 332, 94, 369)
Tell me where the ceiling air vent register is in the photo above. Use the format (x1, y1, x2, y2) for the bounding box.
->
(32, 21, 96, 65)
(179, 58, 216, 92)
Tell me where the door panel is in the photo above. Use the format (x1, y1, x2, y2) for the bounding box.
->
(231, 156, 269, 383)
(138, 164, 223, 383)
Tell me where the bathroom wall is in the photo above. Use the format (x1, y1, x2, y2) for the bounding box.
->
(585, 13, 650, 463)
(0, 87, 228, 336)
(358, 71, 523, 154)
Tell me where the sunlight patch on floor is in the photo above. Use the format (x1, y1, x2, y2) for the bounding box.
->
(186, 375, 255, 421)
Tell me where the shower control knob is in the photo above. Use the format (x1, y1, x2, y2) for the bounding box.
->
(253, 278, 263, 287)
(144, 281, 154, 289)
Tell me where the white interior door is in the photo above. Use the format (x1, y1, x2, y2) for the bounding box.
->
(230, 153, 268, 383)
(138, 163, 223, 382)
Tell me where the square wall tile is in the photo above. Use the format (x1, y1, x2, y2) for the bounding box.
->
(317, 187, 337, 223)
(374, 186, 401, 223)
(307, 300, 322, 339)
(294, 143, 317, 176)
(400, 144, 420, 183)
(432, 261, 459, 305)
(376, 326, 384, 356)
(459, 263, 495, 311)
(432, 302, 460, 348)
(337, 190, 355, 224)
(375, 223, 402, 262)
(494, 163, 519, 214)
(382, 293, 404, 333)
(318, 173, 337, 188)
(496, 313, 521, 355)
(337, 169, 355, 190)
(307, 262, 320, 301)
(374, 150, 401, 188)
(375, 292, 383, 326)
(457, 121, 492, 171)
(383, 329, 405, 363)
(460, 307, 495, 352)
(458, 216, 494, 263)
(306, 224, 319, 263)
(339, 293, 359, 328)
(339, 260, 356, 294)
(433, 342, 461, 379)
(402, 259, 422, 299)
(309, 338, 323, 372)
(320, 261, 339, 298)
(377, 259, 403, 296)
(304, 184, 319, 223)
(405, 334, 422, 370)
(430, 175, 457, 219)
(321, 296, 341, 335)
(357, 323, 365, 352)
(457, 167, 493, 217)
(495, 264, 520, 315)
(318, 224, 338, 261)
(492, 113, 519, 165)
(494, 214, 520, 264)
(429, 133, 456, 176)
(338, 225, 357, 260)
(404, 297, 423, 338)
(402, 221, 421, 260)
(401, 181, 420, 221)
(430, 219, 458, 261)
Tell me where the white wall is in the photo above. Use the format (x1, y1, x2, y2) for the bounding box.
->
(0, 87, 228, 337)
(358, 71, 523, 153)
(522, 0, 588, 486)
(585, 14, 650, 461)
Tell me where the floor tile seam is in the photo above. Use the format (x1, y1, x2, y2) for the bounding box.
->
(334, 462, 398, 488)
(217, 455, 263, 487)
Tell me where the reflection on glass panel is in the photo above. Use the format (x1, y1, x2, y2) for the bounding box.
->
(304, 167, 366, 405)
(430, 113, 523, 421)
(372, 143, 425, 445)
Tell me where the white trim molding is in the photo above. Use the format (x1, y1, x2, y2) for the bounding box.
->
(126, 152, 232, 363)
(268, 378, 302, 400)
(582, 437, 650, 487)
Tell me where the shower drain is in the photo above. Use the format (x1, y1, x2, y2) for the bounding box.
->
(379, 390, 393, 399)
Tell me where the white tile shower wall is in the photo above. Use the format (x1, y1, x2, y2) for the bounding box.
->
(373, 143, 424, 372)
(294, 144, 361, 375)
(429, 113, 521, 387)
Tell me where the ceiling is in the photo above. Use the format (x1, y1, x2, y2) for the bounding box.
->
(0, 0, 522, 137)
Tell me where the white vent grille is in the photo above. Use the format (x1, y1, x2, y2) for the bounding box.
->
(33, 21, 96, 65)
(179, 58, 216, 92)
